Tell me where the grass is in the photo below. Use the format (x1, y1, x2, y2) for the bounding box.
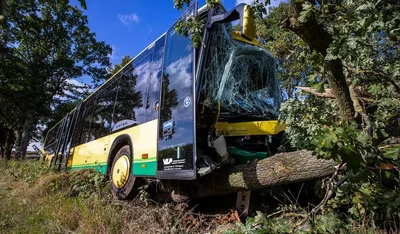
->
(0, 159, 233, 234)
(1, 159, 391, 234)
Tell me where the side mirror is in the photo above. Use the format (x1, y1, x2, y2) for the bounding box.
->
(206, 3, 256, 41)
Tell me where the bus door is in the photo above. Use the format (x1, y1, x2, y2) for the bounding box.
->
(52, 103, 81, 171)
(157, 2, 198, 180)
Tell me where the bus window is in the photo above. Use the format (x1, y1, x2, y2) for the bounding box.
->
(44, 126, 56, 154)
(44, 121, 63, 154)
(80, 98, 96, 144)
(145, 34, 166, 121)
(132, 53, 152, 124)
(71, 103, 86, 147)
(91, 80, 119, 140)
(158, 4, 196, 173)
(112, 55, 151, 132)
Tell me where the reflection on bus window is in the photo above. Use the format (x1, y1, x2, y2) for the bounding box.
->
(158, 4, 196, 172)
(145, 35, 165, 121)
(91, 80, 119, 140)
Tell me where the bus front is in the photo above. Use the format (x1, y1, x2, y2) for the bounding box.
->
(156, 2, 284, 179)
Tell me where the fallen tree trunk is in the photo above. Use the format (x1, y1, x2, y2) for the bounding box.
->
(197, 150, 339, 197)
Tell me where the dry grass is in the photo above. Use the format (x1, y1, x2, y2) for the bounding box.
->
(0, 159, 392, 233)
(0, 160, 234, 234)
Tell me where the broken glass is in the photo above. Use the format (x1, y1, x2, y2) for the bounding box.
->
(199, 23, 280, 120)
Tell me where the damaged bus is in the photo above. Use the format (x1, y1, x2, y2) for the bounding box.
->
(42, 1, 286, 204)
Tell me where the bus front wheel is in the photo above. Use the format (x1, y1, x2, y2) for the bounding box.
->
(110, 145, 137, 199)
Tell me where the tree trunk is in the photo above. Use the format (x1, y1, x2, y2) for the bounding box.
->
(14, 111, 34, 159)
(4, 129, 14, 160)
(197, 150, 338, 197)
(14, 126, 22, 159)
(282, 0, 355, 120)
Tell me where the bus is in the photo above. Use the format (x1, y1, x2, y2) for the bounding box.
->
(42, 1, 286, 201)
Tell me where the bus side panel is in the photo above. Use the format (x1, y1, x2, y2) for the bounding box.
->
(108, 119, 158, 177)
(80, 136, 110, 174)
(69, 144, 93, 170)
(68, 120, 158, 176)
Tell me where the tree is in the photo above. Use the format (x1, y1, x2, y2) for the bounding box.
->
(0, 0, 87, 23)
(255, 3, 312, 100)
(0, 0, 111, 159)
(41, 101, 78, 143)
(172, 0, 400, 229)
(108, 55, 133, 77)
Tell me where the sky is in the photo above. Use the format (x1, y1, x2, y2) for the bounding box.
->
(72, 0, 285, 84)
(29, 0, 286, 151)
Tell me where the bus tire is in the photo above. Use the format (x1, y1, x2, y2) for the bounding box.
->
(110, 145, 137, 200)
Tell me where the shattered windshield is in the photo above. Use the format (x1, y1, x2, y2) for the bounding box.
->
(199, 23, 280, 120)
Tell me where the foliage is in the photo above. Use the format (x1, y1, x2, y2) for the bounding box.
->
(175, 14, 204, 48)
(170, 0, 400, 231)
(228, 210, 355, 234)
(280, 97, 339, 150)
(256, 3, 312, 100)
(228, 211, 292, 234)
(107, 55, 133, 77)
(60, 169, 110, 199)
(4, 159, 49, 183)
(41, 100, 78, 142)
(0, 160, 223, 234)
(0, 0, 111, 157)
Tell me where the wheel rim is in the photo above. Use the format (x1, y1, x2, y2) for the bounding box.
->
(112, 155, 130, 188)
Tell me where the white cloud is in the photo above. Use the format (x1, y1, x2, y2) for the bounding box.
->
(108, 45, 119, 63)
(118, 13, 140, 28)
(236, 0, 253, 5)
(53, 79, 88, 101)
(235, 0, 287, 8)
(166, 54, 193, 94)
(147, 26, 153, 34)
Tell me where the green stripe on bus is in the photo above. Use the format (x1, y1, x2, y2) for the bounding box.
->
(133, 161, 156, 176)
(70, 163, 107, 174)
(70, 160, 156, 176)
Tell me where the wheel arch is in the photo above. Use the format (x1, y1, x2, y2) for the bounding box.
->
(107, 134, 133, 175)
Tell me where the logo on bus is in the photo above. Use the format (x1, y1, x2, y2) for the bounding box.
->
(163, 158, 173, 165)
(183, 96, 191, 108)
(112, 120, 136, 132)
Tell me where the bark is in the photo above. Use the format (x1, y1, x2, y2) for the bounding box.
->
(282, 0, 355, 120)
(14, 126, 22, 159)
(197, 150, 338, 196)
(0, 124, 5, 158)
(14, 111, 34, 159)
(4, 129, 14, 160)
(296, 86, 336, 99)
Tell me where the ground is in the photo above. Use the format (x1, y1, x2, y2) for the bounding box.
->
(0, 160, 239, 234)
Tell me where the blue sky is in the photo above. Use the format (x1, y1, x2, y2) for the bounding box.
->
(75, 0, 285, 77)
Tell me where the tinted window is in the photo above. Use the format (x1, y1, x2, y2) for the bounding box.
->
(44, 124, 59, 153)
(79, 99, 96, 144)
(132, 53, 152, 123)
(90, 80, 119, 140)
(112, 53, 152, 132)
(145, 35, 165, 121)
(71, 103, 86, 147)
(44, 128, 55, 149)
(158, 5, 195, 171)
